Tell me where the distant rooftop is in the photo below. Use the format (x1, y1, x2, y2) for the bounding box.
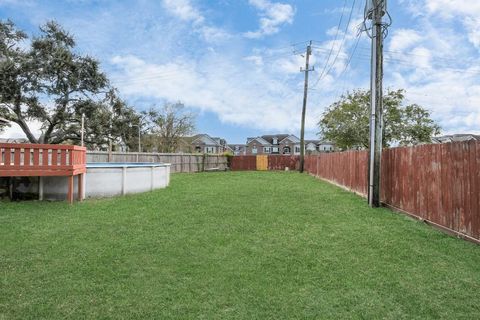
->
(432, 134, 480, 143)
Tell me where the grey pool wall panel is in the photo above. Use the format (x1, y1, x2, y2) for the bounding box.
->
(41, 163, 171, 200)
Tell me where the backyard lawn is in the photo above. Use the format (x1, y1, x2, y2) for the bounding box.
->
(1, 171, 480, 319)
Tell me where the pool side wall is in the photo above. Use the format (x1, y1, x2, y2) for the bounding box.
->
(42, 164, 171, 200)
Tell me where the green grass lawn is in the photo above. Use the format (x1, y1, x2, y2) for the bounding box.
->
(1, 172, 480, 319)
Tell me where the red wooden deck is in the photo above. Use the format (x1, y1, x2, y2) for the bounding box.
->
(0, 143, 86, 203)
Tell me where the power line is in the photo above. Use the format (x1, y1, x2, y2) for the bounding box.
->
(320, 0, 357, 82)
(309, 0, 348, 89)
(331, 31, 363, 101)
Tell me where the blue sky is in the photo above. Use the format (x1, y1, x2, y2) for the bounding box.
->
(1, 0, 479, 143)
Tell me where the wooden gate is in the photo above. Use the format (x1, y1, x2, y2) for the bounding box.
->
(256, 155, 268, 171)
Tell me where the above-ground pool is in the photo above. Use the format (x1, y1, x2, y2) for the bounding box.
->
(41, 162, 171, 200)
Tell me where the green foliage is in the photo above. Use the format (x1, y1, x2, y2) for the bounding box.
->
(223, 151, 234, 168)
(141, 102, 196, 153)
(0, 20, 140, 146)
(1, 172, 480, 318)
(318, 89, 441, 149)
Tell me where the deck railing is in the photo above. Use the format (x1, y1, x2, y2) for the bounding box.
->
(0, 143, 86, 177)
(0, 143, 86, 203)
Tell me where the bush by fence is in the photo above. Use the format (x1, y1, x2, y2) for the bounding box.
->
(305, 141, 480, 242)
(87, 152, 228, 173)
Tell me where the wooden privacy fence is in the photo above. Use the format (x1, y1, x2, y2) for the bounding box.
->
(87, 151, 228, 173)
(304, 141, 480, 243)
(304, 151, 368, 195)
(231, 155, 300, 171)
(268, 155, 300, 170)
(230, 155, 256, 170)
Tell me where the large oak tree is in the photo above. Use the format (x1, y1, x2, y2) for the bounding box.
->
(0, 20, 139, 148)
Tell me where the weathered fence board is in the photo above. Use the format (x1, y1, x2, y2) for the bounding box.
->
(304, 141, 480, 242)
(268, 155, 299, 170)
(230, 155, 256, 171)
(86, 152, 227, 173)
(305, 150, 368, 196)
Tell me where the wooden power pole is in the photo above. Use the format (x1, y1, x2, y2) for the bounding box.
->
(368, 0, 386, 207)
(299, 40, 314, 173)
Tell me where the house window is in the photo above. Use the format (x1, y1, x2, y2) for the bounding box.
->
(283, 146, 291, 154)
(295, 146, 300, 153)
(272, 137, 278, 144)
(263, 147, 271, 153)
(195, 146, 201, 153)
(252, 146, 257, 154)
(206, 146, 215, 153)
(271, 147, 279, 153)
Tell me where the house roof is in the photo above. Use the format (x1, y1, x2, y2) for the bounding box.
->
(191, 134, 226, 146)
(432, 134, 480, 143)
(260, 134, 290, 144)
(279, 134, 300, 144)
(247, 137, 271, 146)
(318, 140, 335, 145)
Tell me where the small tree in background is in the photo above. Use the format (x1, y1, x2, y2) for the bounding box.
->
(0, 20, 139, 147)
(318, 89, 441, 150)
(142, 102, 196, 153)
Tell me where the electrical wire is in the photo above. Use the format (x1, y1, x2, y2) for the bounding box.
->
(309, 0, 348, 89)
(319, 0, 356, 82)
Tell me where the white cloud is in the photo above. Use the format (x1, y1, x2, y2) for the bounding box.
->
(243, 55, 264, 66)
(388, 29, 422, 52)
(109, 53, 326, 133)
(1, 120, 43, 140)
(162, 0, 204, 24)
(380, 0, 480, 135)
(161, 0, 231, 43)
(424, 0, 480, 18)
(244, 0, 295, 39)
(403, 0, 480, 50)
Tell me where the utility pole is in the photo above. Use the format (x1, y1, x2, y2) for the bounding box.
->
(137, 124, 141, 153)
(367, 0, 386, 207)
(80, 113, 85, 147)
(131, 124, 142, 153)
(299, 40, 314, 173)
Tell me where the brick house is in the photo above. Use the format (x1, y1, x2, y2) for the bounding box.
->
(246, 134, 303, 155)
(245, 135, 336, 155)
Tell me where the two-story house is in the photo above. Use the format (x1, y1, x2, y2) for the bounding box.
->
(189, 134, 229, 154)
(246, 134, 303, 155)
(228, 144, 247, 155)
